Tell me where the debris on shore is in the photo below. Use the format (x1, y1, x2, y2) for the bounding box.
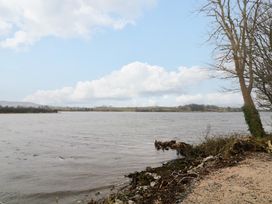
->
(88, 134, 272, 204)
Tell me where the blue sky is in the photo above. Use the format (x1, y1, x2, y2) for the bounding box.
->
(0, 0, 242, 107)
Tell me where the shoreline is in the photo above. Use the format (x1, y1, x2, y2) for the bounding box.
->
(88, 135, 272, 204)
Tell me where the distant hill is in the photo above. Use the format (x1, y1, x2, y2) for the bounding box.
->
(0, 101, 41, 108)
(0, 101, 58, 113)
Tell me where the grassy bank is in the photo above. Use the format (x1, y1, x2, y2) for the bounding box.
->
(88, 134, 272, 204)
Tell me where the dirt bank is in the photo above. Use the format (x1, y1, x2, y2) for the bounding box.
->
(89, 136, 272, 204)
(182, 152, 272, 204)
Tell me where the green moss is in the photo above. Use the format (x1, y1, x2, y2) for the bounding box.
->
(242, 105, 265, 138)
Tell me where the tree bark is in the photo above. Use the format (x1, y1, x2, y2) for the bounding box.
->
(239, 76, 265, 138)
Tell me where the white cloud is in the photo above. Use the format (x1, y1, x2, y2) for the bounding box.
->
(24, 61, 211, 106)
(0, 0, 156, 48)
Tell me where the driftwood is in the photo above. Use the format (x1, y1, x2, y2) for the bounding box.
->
(154, 140, 193, 156)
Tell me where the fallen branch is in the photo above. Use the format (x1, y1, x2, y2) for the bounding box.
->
(154, 140, 193, 156)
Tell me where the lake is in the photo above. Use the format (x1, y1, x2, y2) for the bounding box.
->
(0, 112, 271, 204)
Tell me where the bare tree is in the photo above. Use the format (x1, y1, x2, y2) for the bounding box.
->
(202, 0, 267, 137)
(253, 1, 272, 109)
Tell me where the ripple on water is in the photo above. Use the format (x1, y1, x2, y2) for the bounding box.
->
(0, 112, 271, 204)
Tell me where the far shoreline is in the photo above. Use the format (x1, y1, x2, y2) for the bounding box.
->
(3, 103, 271, 114)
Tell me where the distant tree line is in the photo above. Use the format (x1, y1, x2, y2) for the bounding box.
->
(0, 104, 243, 113)
(0, 106, 58, 113)
(178, 104, 241, 112)
(56, 104, 242, 112)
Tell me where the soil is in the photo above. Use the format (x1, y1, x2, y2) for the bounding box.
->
(182, 152, 272, 204)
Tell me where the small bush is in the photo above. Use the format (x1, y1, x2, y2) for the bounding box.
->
(192, 135, 239, 158)
(192, 134, 272, 159)
(155, 134, 272, 159)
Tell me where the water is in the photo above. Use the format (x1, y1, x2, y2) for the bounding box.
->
(0, 112, 271, 204)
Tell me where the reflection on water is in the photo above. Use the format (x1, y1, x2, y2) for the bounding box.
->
(0, 112, 271, 203)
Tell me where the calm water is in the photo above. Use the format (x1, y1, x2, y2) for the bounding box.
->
(0, 112, 271, 204)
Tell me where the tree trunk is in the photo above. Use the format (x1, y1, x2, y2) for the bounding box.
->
(239, 77, 265, 138)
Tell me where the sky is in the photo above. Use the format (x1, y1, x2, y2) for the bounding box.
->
(0, 0, 243, 107)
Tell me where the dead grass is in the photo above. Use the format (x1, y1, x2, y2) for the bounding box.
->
(191, 134, 272, 158)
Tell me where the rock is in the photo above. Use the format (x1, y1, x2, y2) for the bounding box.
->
(58, 156, 65, 160)
(114, 199, 124, 204)
(153, 174, 161, 180)
(128, 200, 135, 204)
(150, 181, 156, 187)
(136, 185, 148, 191)
(145, 172, 161, 180)
(132, 194, 142, 201)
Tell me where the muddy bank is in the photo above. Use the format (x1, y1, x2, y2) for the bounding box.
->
(88, 135, 272, 204)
